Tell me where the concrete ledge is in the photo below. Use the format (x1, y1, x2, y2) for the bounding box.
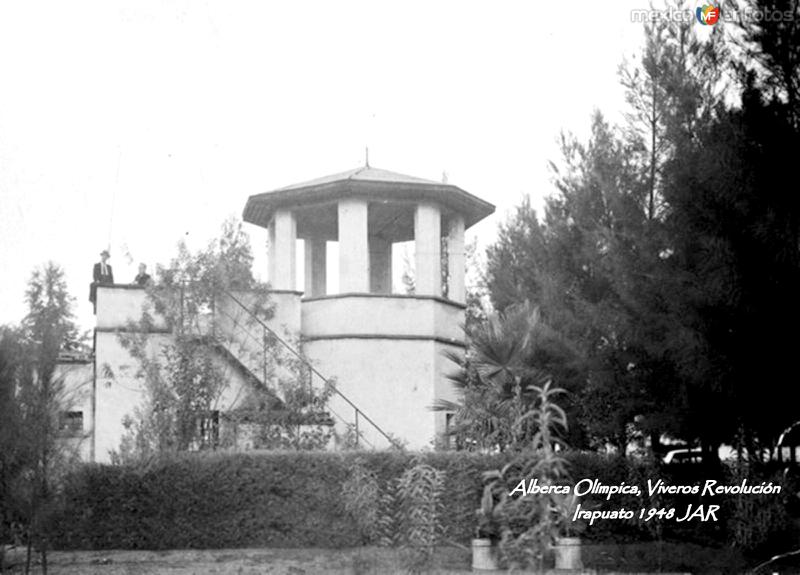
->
(302, 292, 467, 310)
(95, 283, 144, 290)
(268, 288, 305, 296)
(302, 333, 466, 348)
(95, 326, 171, 335)
(95, 286, 165, 331)
(302, 294, 466, 342)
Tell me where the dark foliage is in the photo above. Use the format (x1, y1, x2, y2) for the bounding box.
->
(483, 3, 800, 460)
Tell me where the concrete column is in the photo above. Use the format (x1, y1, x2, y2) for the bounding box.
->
(369, 237, 392, 294)
(268, 224, 276, 282)
(304, 239, 327, 297)
(268, 209, 296, 291)
(338, 199, 369, 293)
(414, 202, 442, 296)
(446, 215, 466, 303)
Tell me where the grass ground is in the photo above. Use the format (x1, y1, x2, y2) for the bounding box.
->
(4, 547, 472, 575)
(2, 541, 756, 574)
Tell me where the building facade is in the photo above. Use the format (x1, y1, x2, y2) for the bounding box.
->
(66, 165, 494, 461)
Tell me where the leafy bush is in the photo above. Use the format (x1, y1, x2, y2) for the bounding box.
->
(383, 459, 446, 573)
(725, 463, 794, 555)
(341, 458, 382, 544)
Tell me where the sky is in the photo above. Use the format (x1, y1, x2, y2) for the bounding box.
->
(0, 0, 665, 332)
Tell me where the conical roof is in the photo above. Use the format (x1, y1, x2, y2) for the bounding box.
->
(243, 165, 494, 231)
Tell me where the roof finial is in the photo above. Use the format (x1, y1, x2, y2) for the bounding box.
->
(442, 170, 448, 184)
(365, 146, 370, 168)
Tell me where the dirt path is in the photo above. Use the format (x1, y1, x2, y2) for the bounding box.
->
(9, 547, 474, 574)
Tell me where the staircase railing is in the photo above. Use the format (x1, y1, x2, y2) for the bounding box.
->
(217, 290, 399, 450)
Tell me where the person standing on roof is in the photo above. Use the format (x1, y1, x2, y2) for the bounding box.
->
(89, 249, 114, 313)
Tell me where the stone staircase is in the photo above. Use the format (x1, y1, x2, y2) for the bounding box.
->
(212, 291, 399, 450)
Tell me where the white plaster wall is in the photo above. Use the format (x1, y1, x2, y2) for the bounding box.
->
(338, 199, 369, 293)
(217, 290, 303, 401)
(94, 331, 164, 461)
(302, 296, 464, 342)
(93, 287, 304, 462)
(96, 287, 167, 331)
(303, 337, 462, 449)
(94, 331, 254, 463)
(96, 287, 301, 335)
(222, 290, 301, 340)
(433, 300, 466, 340)
(434, 342, 465, 443)
(97, 287, 302, 381)
(91, 286, 467, 455)
(56, 361, 94, 461)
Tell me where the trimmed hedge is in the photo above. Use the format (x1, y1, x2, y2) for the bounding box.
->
(49, 451, 508, 550)
(48, 451, 794, 553)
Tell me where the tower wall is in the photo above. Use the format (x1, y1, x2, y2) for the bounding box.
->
(301, 295, 465, 448)
(92, 285, 303, 462)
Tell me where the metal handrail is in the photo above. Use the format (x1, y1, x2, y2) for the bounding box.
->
(213, 301, 370, 446)
(213, 304, 368, 446)
(222, 291, 400, 449)
(172, 284, 385, 448)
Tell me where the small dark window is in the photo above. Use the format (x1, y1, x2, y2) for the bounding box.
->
(59, 411, 83, 436)
(445, 413, 455, 450)
(198, 411, 220, 449)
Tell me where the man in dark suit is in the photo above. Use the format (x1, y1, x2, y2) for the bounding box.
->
(134, 263, 152, 287)
(89, 249, 114, 313)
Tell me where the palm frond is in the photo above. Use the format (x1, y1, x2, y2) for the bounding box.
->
(430, 398, 463, 413)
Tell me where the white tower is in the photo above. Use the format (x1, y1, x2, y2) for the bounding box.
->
(243, 166, 494, 448)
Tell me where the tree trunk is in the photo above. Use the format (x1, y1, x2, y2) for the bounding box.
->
(0, 462, 6, 574)
(24, 534, 31, 575)
(702, 441, 719, 466)
(649, 81, 657, 220)
(616, 433, 627, 457)
(649, 432, 662, 457)
(40, 423, 49, 575)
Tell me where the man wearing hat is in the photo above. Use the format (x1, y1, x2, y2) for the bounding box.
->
(89, 249, 114, 313)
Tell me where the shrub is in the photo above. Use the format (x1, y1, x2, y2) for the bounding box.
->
(725, 463, 794, 555)
(341, 458, 382, 544)
(385, 459, 446, 573)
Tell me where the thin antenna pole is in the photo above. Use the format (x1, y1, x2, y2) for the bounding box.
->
(365, 146, 370, 167)
(108, 147, 122, 251)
